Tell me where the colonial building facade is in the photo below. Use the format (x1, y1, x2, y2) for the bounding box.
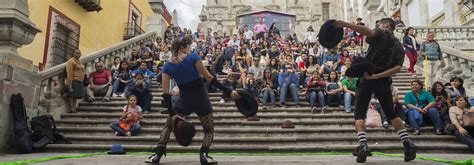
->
(197, 0, 344, 38)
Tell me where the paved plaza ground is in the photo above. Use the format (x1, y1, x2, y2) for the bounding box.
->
(1, 152, 473, 165)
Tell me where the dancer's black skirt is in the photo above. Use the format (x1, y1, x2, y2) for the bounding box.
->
(174, 78, 212, 116)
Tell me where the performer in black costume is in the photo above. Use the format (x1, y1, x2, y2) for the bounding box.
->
(333, 18, 417, 163)
(145, 36, 240, 164)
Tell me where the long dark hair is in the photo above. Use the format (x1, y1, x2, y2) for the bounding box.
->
(170, 36, 193, 58)
(262, 69, 273, 88)
(404, 27, 414, 37)
(327, 70, 339, 83)
(430, 81, 448, 98)
(118, 61, 129, 72)
(306, 55, 316, 68)
(450, 76, 466, 95)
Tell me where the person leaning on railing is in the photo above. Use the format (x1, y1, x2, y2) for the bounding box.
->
(65, 49, 85, 113)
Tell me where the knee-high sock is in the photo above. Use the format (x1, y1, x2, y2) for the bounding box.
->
(199, 113, 215, 148)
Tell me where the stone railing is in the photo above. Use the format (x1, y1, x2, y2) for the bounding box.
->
(394, 33, 474, 96)
(395, 26, 474, 51)
(37, 31, 157, 119)
(395, 26, 474, 42)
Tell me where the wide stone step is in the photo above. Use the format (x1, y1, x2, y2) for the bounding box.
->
(44, 143, 469, 153)
(55, 126, 441, 137)
(75, 106, 352, 114)
(63, 135, 458, 146)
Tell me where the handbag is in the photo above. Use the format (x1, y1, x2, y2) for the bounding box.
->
(365, 105, 383, 128)
(118, 105, 138, 132)
(308, 87, 323, 93)
(83, 74, 89, 86)
(462, 112, 474, 127)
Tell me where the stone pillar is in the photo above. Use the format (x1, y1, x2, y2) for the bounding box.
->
(418, 0, 430, 25)
(0, 0, 41, 153)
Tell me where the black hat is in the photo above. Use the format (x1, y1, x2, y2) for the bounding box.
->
(173, 117, 196, 147)
(317, 19, 343, 48)
(345, 57, 378, 77)
(234, 90, 258, 117)
(107, 144, 126, 154)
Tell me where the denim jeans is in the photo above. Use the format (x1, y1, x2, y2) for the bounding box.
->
(308, 91, 325, 108)
(222, 86, 234, 99)
(407, 107, 442, 131)
(113, 79, 129, 94)
(280, 83, 299, 105)
(109, 121, 141, 136)
(261, 88, 275, 106)
(344, 92, 353, 112)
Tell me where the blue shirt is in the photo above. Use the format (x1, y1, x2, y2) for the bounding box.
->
(404, 90, 435, 108)
(163, 53, 202, 85)
(133, 68, 154, 78)
(278, 72, 298, 86)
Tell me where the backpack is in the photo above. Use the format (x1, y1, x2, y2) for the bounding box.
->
(11, 93, 33, 154)
(31, 115, 56, 143)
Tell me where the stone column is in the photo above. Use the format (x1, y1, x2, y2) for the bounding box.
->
(443, 0, 461, 26)
(0, 0, 41, 153)
(418, 0, 430, 25)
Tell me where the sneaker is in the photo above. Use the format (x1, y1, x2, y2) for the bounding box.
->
(321, 106, 327, 114)
(383, 121, 389, 129)
(403, 121, 410, 128)
(112, 93, 119, 97)
(403, 141, 417, 162)
(356, 142, 370, 163)
(262, 106, 268, 110)
(115, 132, 119, 136)
(311, 107, 317, 114)
(220, 98, 225, 104)
(120, 93, 126, 98)
(126, 132, 131, 136)
(412, 130, 420, 135)
(435, 129, 444, 135)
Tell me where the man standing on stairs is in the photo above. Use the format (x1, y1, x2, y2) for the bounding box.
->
(334, 18, 417, 163)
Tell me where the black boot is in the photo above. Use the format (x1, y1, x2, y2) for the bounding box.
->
(356, 142, 370, 163)
(403, 141, 417, 162)
(200, 146, 218, 165)
(145, 145, 167, 164)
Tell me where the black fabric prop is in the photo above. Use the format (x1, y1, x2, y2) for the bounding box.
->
(317, 19, 344, 48)
(173, 117, 196, 147)
(345, 57, 378, 77)
(235, 90, 258, 117)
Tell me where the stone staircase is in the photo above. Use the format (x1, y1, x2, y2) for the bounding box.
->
(43, 70, 470, 153)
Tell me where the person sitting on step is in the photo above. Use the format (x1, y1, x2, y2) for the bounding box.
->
(306, 71, 326, 113)
(448, 96, 474, 152)
(109, 95, 143, 136)
(404, 79, 443, 135)
(87, 61, 113, 102)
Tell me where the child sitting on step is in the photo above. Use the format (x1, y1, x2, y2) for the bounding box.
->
(109, 95, 143, 136)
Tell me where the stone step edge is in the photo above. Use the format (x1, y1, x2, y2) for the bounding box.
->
(66, 135, 456, 141)
(44, 144, 468, 152)
(55, 127, 437, 132)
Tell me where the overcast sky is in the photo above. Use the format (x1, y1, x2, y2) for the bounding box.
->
(164, 0, 206, 31)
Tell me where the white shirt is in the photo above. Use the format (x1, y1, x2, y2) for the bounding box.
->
(244, 30, 254, 40)
(305, 31, 316, 42)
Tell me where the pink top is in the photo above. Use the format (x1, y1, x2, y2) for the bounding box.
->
(253, 23, 268, 33)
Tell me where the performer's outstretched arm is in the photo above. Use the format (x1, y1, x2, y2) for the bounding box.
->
(333, 21, 376, 37)
(364, 66, 402, 80)
(195, 60, 240, 99)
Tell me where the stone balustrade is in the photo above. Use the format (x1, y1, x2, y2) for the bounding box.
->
(37, 31, 157, 119)
(395, 26, 474, 51)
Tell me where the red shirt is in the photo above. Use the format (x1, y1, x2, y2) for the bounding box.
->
(90, 70, 111, 85)
(298, 61, 306, 69)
